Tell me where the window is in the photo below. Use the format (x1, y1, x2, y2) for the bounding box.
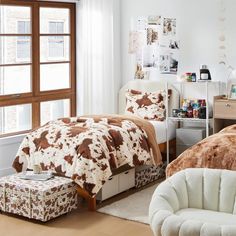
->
(0, 1, 76, 136)
(17, 21, 30, 60)
(48, 21, 65, 58)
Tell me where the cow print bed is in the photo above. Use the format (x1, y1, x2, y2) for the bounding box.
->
(13, 115, 161, 196)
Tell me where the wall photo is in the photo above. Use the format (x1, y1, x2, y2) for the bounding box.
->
(129, 15, 179, 77)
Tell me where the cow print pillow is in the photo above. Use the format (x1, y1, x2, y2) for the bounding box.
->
(125, 89, 166, 121)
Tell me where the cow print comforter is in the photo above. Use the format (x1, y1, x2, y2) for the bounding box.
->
(13, 115, 162, 196)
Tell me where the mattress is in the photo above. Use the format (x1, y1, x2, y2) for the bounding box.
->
(149, 120, 176, 144)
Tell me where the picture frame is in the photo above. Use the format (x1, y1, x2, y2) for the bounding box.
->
(228, 83, 236, 100)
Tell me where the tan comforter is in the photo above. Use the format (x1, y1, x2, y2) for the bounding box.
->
(166, 124, 236, 177)
(13, 115, 162, 196)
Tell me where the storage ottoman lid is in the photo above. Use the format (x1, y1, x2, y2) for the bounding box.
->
(0, 173, 76, 192)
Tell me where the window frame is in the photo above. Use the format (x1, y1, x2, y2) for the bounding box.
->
(0, 0, 76, 137)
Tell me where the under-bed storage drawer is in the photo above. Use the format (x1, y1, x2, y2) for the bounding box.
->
(119, 168, 135, 193)
(98, 175, 119, 201)
(97, 168, 135, 201)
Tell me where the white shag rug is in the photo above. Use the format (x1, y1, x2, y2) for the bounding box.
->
(97, 184, 158, 224)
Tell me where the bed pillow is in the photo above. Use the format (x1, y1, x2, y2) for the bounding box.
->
(125, 89, 166, 121)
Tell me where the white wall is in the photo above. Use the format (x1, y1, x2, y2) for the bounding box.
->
(120, 0, 236, 86)
(0, 134, 25, 176)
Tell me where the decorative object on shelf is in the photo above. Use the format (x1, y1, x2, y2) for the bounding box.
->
(229, 83, 236, 99)
(187, 102, 193, 118)
(172, 108, 181, 117)
(179, 72, 197, 82)
(200, 65, 211, 81)
(226, 66, 236, 98)
(191, 73, 197, 82)
(178, 109, 187, 118)
(172, 108, 186, 118)
(198, 99, 206, 119)
(178, 99, 207, 119)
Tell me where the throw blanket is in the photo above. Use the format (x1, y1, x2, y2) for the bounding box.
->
(13, 115, 162, 196)
(166, 124, 236, 177)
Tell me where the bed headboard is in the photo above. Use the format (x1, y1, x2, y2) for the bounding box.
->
(118, 80, 179, 115)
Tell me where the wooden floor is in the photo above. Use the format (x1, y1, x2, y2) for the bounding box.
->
(0, 207, 153, 236)
(0, 177, 163, 236)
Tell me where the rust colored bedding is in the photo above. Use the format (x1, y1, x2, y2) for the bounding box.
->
(166, 124, 236, 177)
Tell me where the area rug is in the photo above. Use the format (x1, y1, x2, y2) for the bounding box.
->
(97, 184, 159, 224)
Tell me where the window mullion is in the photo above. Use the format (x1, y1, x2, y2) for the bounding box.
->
(31, 2, 40, 128)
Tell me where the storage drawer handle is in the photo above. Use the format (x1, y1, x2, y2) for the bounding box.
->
(124, 171, 129, 175)
(108, 177, 113, 181)
(225, 103, 231, 107)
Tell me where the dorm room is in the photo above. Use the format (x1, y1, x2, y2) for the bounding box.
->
(1, 0, 236, 236)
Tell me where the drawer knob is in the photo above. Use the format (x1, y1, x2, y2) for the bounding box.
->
(225, 103, 231, 107)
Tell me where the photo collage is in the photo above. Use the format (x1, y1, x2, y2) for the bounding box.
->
(129, 15, 179, 78)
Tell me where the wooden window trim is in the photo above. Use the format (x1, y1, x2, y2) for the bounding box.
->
(0, 0, 76, 137)
(0, 63, 32, 67)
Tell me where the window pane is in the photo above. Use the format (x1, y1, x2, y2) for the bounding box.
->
(40, 8, 70, 34)
(40, 63, 70, 91)
(17, 21, 30, 34)
(0, 104, 32, 135)
(40, 36, 70, 62)
(0, 65, 31, 95)
(0, 36, 31, 64)
(49, 21, 64, 34)
(40, 99, 70, 125)
(0, 6, 31, 34)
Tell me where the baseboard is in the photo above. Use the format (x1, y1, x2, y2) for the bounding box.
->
(0, 167, 15, 177)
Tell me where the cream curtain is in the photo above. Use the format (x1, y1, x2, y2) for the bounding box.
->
(76, 0, 120, 115)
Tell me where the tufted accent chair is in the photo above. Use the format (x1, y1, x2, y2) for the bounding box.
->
(149, 168, 236, 236)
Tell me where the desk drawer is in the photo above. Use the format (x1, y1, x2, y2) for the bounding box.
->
(214, 101, 236, 119)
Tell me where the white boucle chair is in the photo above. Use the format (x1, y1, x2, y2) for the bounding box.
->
(149, 168, 236, 236)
